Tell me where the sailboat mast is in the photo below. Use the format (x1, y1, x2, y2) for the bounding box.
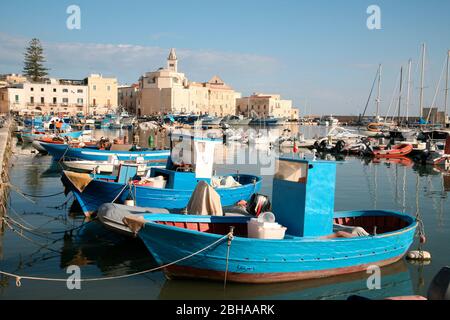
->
(376, 64, 382, 119)
(419, 43, 426, 119)
(445, 50, 450, 125)
(405, 59, 412, 125)
(398, 66, 403, 125)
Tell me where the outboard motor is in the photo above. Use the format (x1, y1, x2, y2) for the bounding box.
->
(334, 140, 346, 154)
(246, 194, 272, 217)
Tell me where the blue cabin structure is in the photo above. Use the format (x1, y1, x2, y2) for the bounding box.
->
(272, 158, 336, 237)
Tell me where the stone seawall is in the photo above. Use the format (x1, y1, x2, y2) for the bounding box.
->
(0, 119, 14, 228)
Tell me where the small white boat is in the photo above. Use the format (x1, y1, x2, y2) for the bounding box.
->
(62, 156, 150, 175)
(320, 116, 339, 127)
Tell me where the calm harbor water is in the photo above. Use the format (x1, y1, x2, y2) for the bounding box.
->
(0, 125, 448, 300)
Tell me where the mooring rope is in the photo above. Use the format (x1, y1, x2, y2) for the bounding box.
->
(111, 182, 130, 204)
(1, 218, 62, 254)
(223, 226, 235, 289)
(3, 182, 65, 199)
(0, 232, 231, 287)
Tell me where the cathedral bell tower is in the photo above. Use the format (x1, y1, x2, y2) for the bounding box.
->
(167, 48, 178, 72)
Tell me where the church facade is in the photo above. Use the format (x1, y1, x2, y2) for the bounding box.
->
(137, 49, 241, 116)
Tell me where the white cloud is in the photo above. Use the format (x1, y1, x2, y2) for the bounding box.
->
(0, 32, 280, 86)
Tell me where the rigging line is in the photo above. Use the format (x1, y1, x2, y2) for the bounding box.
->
(385, 70, 401, 121)
(360, 66, 380, 121)
(426, 56, 447, 123)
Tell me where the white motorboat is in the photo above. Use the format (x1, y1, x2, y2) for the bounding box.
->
(62, 156, 153, 175)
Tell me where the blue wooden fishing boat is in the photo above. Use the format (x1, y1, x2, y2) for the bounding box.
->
(132, 158, 417, 284)
(21, 130, 83, 143)
(40, 141, 170, 162)
(61, 135, 262, 216)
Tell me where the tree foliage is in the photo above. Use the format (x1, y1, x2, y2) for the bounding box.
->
(23, 38, 49, 82)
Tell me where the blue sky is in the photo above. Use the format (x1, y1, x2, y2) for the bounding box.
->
(0, 0, 449, 115)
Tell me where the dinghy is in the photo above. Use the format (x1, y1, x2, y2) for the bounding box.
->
(371, 143, 413, 158)
(131, 157, 417, 284)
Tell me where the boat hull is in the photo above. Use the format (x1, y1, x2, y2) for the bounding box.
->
(21, 131, 83, 143)
(31, 140, 48, 153)
(372, 144, 413, 158)
(163, 255, 404, 284)
(138, 211, 416, 284)
(41, 142, 170, 162)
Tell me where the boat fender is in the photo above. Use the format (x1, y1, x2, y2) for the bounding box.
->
(406, 250, 431, 261)
(124, 199, 135, 207)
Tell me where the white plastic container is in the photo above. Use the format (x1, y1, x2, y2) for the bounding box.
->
(247, 218, 287, 240)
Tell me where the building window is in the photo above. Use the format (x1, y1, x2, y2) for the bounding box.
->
(41, 88, 44, 92)
(53, 97, 57, 104)
(30, 87, 34, 92)
(40, 97, 44, 104)
(77, 89, 83, 93)
(93, 85, 97, 91)
(107, 86, 111, 91)
(62, 98, 69, 104)
(53, 88, 57, 93)
(30, 97, 34, 103)
(15, 95, 19, 102)
(77, 98, 83, 104)
(63, 88, 68, 93)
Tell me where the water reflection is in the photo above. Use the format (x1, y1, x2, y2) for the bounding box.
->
(60, 222, 156, 277)
(158, 261, 413, 300)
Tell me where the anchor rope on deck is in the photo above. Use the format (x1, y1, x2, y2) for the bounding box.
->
(0, 232, 231, 286)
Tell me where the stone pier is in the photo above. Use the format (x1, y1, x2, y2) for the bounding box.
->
(0, 118, 14, 234)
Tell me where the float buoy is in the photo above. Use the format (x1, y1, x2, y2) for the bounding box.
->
(419, 234, 427, 244)
(406, 250, 431, 261)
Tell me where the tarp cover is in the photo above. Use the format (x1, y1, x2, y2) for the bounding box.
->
(123, 215, 146, 234)
(63, 170, 93, 192)
(186, 180, 223, 216)
(333, 223, 369, 237)
(211, 176, 241, 188)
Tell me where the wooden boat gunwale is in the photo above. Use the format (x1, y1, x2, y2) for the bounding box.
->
(140, 210, 417, 243)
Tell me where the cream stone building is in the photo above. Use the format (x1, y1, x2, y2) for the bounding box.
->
(84, 74, 118, 115)
(118, 83, 139, 114)
(0, 79, 88, 115)
(137, 49, 240, 116)
(236, 93, 299, 120)
(0, 74, 28, 86)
